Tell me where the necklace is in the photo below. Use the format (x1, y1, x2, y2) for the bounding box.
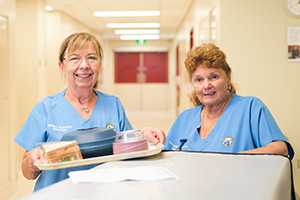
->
(65, 90, 94, 114)
(81, 95, 93, 114)
(200, 116, 219, 137)
(82, 107, 90, 114)
(200, 94, 231, 138)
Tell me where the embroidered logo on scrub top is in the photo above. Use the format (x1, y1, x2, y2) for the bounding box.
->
(222, 136, 234, 147)
(47, 124, 73, 132)
(106, 124, 116, 131)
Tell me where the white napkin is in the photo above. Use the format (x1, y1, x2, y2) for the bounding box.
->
(68, 166, 178, 183)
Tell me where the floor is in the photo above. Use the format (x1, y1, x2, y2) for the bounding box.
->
(126, 109, 176, 134)
(10, 109, 176, 199)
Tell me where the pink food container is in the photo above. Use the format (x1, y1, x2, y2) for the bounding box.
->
(113, 129, 149, 154)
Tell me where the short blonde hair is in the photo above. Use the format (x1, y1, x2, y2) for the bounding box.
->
(59, 32, 103, 62)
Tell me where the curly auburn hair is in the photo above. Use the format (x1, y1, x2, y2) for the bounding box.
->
(184, 43, 236, 106)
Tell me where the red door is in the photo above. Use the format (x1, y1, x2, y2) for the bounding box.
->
(115, 52, 168, 83)
(115, 52, 140, 83)
(143, 52, 168, 83)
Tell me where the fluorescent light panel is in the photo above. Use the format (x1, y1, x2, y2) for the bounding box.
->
(107, 23, 160, 28)
(120, 35, 160, 40)
(93, 11, 160, 17)
(115, 29, 160, 35)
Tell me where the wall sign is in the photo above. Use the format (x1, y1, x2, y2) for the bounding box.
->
(287, 27, 300, 62)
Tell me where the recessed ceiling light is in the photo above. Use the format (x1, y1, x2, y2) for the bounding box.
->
(120, 35, 160, 40)
(211, 21, 216, 28)
(93, 11, 160, 17)
(115, 29, 160, 35)
(107, 23, 160, 28)
(45, 5, 53, 11)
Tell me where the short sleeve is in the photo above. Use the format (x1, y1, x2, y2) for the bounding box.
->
(250, 98, 294, 159)
(14, 102, 48, 151)
(116, 97, 133, 131)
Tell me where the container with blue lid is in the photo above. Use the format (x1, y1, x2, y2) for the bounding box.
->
(61, 127, 116, 158)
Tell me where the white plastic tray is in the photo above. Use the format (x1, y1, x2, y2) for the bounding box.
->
(34, 143, 164, 170)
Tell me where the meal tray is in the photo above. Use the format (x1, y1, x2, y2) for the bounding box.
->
(34, 143, 164, 170)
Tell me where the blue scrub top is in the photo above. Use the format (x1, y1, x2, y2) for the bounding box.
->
(164, 94, 294, 159)
(14, 89, 133, 191)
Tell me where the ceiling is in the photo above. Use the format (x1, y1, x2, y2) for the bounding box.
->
(46, 0, 194, 40)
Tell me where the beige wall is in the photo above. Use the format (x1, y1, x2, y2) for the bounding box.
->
(0, 0, 19, 199)
(175, 0, 300, 194)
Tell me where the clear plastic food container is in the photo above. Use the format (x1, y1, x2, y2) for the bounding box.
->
(113, 129, 149, 154)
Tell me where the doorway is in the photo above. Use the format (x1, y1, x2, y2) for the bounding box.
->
(114, 52, 168, 111)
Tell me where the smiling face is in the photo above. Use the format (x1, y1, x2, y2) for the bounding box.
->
(59, 42, 101, 90)
(192, 64, 230, 107)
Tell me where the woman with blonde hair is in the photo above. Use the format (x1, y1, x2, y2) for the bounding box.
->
(14, 32, 164, 192)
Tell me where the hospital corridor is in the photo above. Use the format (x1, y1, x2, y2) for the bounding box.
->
(1, 0, 300, 199)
